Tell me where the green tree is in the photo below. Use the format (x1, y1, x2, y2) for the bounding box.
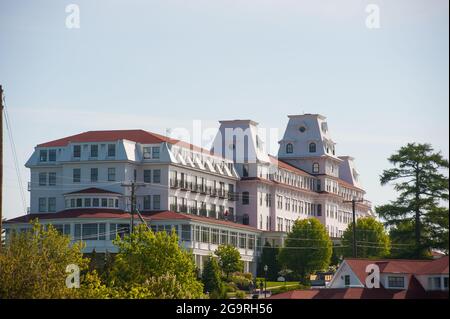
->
(376, 143, 449, 258)
(257, 241, 280, 281)
(110, 224, 204, 299)
(202, 255, 225, 298)
(0, 220, 89, 299)
(215, 244, 243, 279)
(278, 218, 332, 282)
(342, 217, 391, 258)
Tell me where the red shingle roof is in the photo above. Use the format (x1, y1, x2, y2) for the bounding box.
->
(269, 278, 448, 299)
(37, 129, 213, 155)
(269, 155, 314, 177)
(5, 209, 260, 231)
(344, 258, 435, 284)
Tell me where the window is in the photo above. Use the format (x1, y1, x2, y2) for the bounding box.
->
(312, 162, 319, 173)
(49, 149, 57, 161)
(39, 198, 47, 212)
(239, 233, 246, 248)
(317, 204, 322, 216)
(153, 195, 161, 210)
(39, 172, 47, 186)
(143, 196, 151, 210)
(309, 142, 316, 153)
(90, 145, 98, 157)
(82, 224, 99, 240)
(93, 198, 99, 207)
(299, 126, 306, 133)
(101, 198, 108, 207)
(90, 168, 98, 182)
(181, 225, 191, 241)
(242, 164, 249, 177)
(76, 198, 82, 208)
(444, 277, 449, 290)
(388, 276, 405, 288)
(49, 172, 56, 186)
(286, 143, 293, 154)
(243, 214, 249, 225)
(344, 275, 350, 286)
(143, 147, 152, 159)
(152, 147, 160, 159)
(242, 192, 250, 205)
(201, 227, 210, 243)
(39, 150, 48, 162)
(107, 144, 116, 157)
(144, 170, 151, 183)
(85, 198, 91, 207)
(153, 169, 161, 183)
(73, 169, 81, 183)
(73, 145, 81, 158)
(48, 197, 56, 212)
(108, 168, 116, 181)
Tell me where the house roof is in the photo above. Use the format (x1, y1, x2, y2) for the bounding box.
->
(64, 187, 121, 195)
(37, 129, 213, 155)
(269, 278, 448, 299)
(416, 256, 449, 275)
(5, 209, 260, 232)
(344, 258, 434, 284)
(268, 155, 314, 177)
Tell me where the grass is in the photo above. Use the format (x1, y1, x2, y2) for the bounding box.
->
(255, 278, 299, 289)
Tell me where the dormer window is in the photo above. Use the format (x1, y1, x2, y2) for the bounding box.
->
(286, 143, 293, 154)
(312, 163, 319, 173)
(39, 150, 48, 162)
(90, 145, 98, 158)
(309, 142, 316, 153)
(73, 145, 81, 158)
(108, 144, 116, 157)
(388, 276, 405, 289)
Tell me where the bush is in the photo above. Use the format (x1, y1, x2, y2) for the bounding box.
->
(230, 274, 253, 291)
(224, 282, 237, 293)
(234, 290, 247, 299)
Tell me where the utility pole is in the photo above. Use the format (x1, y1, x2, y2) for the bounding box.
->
(343, 198, 365, 258)
(0, 85, 3, 251)
(121, 181, 149, 233)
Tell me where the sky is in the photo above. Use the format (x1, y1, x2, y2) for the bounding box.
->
(0, 0, 449, 220)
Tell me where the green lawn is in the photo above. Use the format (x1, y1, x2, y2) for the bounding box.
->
(255, 278, 298, 289)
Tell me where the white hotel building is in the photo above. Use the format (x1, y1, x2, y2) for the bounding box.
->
(5, 114, 373, 275)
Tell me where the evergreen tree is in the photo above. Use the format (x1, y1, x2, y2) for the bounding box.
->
(202, 255, 225, 298)
(376, 143, 449, 258)
(257, 241, 280, 281)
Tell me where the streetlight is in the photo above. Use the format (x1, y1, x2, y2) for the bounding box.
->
(263, 265, 268, 298)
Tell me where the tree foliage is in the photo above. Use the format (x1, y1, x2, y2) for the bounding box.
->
(202, 255, 225, 298)
(110, 224, 204, 299)
(214, 244, 244, 279)
(257, 241, 281, 281)
(278, 218, 332, 281)
(342, 217, 391, 258)
(0, 220, 89, 298)
(376, 143, 449, 257)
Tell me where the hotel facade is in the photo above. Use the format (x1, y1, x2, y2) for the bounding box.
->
(5, 114, 373, 275)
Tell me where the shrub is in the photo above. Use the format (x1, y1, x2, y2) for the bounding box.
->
(234, 290, 246, 299)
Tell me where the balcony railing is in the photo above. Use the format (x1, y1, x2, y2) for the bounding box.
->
(199, 208, 208, 217)
(228, 192, 238, 201)
(189, 207, 198, 215)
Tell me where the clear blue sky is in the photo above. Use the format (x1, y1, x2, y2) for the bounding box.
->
(1, 0, 448, 219)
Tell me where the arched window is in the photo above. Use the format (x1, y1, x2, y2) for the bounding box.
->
(309, 142, 316, 153)
(312, 162, 319, 173)
(286, 143, 293, 154)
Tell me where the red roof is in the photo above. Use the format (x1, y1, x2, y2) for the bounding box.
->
(416, 256, 449, 275)
(65, 187, 121, 195)
(5, 209, 260, 231)
(37, 129, 213, 155)
(269, 155, 314, 177)
(269, 278, 448, 299)
(344, 258, 436, 284)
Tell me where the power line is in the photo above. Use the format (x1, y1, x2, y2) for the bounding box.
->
(2, 94, 27, 214)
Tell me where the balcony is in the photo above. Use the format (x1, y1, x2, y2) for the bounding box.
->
(228, 192, 238, 201)
(199, 208, 208, 217)
(209, 188, 218, 197)
(170, 179, 180, 188)
(218, 189, 226, 198)
(170, 204, 178, 212)
(189, 207, 198, 215)
(179, 205, 188, 213)
(208, 210, 217, 218)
